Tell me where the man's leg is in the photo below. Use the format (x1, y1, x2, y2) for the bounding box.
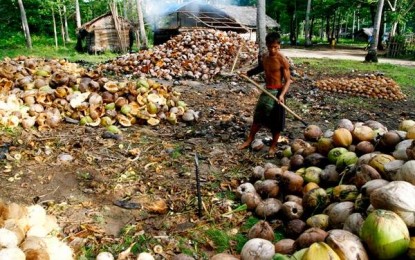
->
(238, 123, 261, 150)
(268, 131, 280, 156)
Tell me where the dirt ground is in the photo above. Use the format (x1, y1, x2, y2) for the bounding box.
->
(1, 55, 415, 259)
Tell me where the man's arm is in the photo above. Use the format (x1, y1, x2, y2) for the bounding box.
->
(247, 55, 264, 77)
(278, 56, 292, 104)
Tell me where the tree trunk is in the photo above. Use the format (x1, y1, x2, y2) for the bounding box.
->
(52, 7, 58, 49)
(75, 0, 81, 28)
(63, 5, 70, 42)
(310, 16, 315, 43)
(58, 4, 66, 47)
(366, 0, 384, 62)
(257, 0, 266, 55)
(304, 0, 312, 46)
(288, 4, 297, 45)
(136, 0, 148, 49)
(17, 0, 32, 49)
(325, 14, 330, 43)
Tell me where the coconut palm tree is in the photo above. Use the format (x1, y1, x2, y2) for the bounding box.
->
(366, 0, 384, 62)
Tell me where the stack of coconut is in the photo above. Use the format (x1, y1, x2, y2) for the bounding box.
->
(313, 74, 407, 100)
(101, 29, 258, 80)
(0, 200, 73, 260)
(235, 119, 415, 259)
(0, 57, 199, 131)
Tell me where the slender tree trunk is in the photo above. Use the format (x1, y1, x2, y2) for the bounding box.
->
(304, 0, 312, 46)
(366, 0, 384, 62)
(310, 16, 315, 43)
(63, 5, 70, 42)
(75, 0, 81, 28)
(257, 0, 266, 55)
(136, 0, 148, 49)
(52, 7, 58, 49)
(325, 14, 330, 42)
(17, 0, 32, 49)
(57, 4, 66, 47)
(288, 4, 296, 45)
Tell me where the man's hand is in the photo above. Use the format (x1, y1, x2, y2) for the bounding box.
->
(278, 94, 285, 104)
(237, 71, 247, 77)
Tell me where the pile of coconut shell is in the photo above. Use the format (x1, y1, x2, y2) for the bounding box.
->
(234, 118, 415, 259)
(101, 29, 258, 80)
(313, 74, 407, 101)
(0, 56, 198, 131)
(0, 200, 73, 259)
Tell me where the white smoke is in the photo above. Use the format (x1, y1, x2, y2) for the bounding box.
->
(144, 0, 240, 27)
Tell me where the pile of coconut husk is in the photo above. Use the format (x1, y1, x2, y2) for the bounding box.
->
(0, 57, 198, 131)
(100, 29, 259, 80)
(0, 200, 73, 259)
(313, 73, 406, 101)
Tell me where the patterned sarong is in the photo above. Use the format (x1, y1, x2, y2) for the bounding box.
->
(253, 89, 285, 133)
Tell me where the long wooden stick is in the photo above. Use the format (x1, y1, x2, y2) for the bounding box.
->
(231, 44, 244, 73)
(239, 73, 308, 126)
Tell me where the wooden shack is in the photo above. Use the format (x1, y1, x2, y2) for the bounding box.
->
(152, 2, 278, 45)
(76, 12, 133, 54)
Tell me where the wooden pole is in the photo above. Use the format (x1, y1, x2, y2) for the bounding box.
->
(239, 73, 308, 126)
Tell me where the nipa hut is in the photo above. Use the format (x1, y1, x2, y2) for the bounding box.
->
(151, 1, 279, 45)
(76, 12, 133, 54)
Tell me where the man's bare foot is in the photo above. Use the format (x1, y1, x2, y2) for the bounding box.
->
(267, 147, 277, 158)
(238, 140, 251, 150)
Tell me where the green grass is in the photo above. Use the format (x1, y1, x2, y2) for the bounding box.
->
(0, 33, 118, 63)
(205, 229, 231, 252)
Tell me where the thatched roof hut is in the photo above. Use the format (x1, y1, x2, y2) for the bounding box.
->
(216, 5, 278, 30)
(152, 1, 278, 45)
(76, 12, 133, 54)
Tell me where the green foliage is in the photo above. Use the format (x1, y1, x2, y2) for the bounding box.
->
(240, 216, 260, 232)
(235, 233, 249, 253)
(205, 229, 231, 252)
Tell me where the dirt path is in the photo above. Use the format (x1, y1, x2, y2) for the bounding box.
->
(282, 48, 415, 67)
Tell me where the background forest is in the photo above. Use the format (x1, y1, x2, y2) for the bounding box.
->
(1, 0, 415, 55)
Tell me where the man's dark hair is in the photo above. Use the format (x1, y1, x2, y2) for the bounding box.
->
(265, 32, 281, 45)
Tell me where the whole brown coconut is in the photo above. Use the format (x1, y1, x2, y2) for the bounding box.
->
(304, 125, 323, 141)
(294, 227, 328, 250)
(264, 167, 283, 180)
(255, 198, 282, 219)
(378, 130, 402, 152)
(291, 139, 311, 154)
(336, 118, 354, 132)
(255, 180, 279, 198)
(274, 239, 296, 255)
(248, 220, 275, 241)
(304, 153, 328, 168)
(285, 219, 307, 239)
(241, 192, 262, 211)
(289, 154, 304, 170)
(355, 141, 375, 156)
(280, 171, 304, 194)
(353, 164, 381, 188)
(281, 201, 304, 220)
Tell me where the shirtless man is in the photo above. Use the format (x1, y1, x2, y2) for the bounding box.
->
(238, 32, 291, 158)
